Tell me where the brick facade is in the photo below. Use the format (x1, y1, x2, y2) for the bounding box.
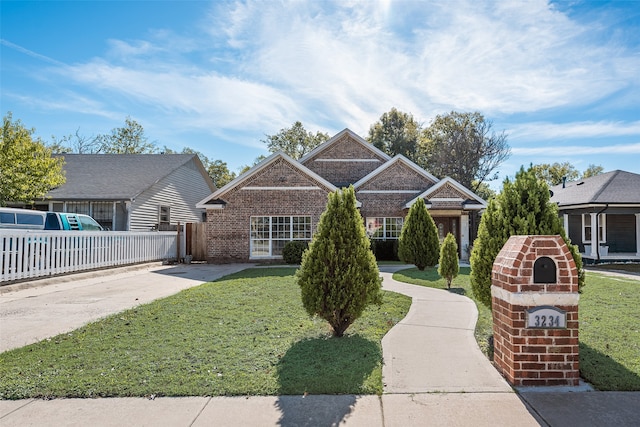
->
(491, 235, 580, 387)
(198, 129, 487, 263)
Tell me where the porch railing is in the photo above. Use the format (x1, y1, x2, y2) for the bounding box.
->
(1, 231, 179, 283)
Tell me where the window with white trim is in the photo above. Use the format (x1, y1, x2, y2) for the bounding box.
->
(250, 216, 312, 257)
(159, 206, 171, 224)
(366, 217, 404, 240)
(582, 213, 606, 243)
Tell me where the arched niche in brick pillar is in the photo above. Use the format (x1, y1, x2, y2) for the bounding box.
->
(491, 235, 580, 387)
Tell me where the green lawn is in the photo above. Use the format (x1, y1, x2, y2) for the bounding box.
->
(392, 267, 640, 391)
(0, 268, 411, 399)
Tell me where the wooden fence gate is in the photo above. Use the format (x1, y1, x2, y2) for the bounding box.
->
(185, 222, 207, 261)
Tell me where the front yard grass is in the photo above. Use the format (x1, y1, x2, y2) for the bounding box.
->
(0, 268, 411, 399)
(392, 267, 640, 391)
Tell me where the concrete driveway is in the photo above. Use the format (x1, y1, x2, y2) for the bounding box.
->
(0, 263, 251, 353)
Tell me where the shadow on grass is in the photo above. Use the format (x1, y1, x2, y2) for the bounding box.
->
(579, 343, 640, 391)
(275, 334, 380, 426)
(448, 287, 466, 296)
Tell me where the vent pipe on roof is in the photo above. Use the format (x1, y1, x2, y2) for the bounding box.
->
(562, 176, 566, 188)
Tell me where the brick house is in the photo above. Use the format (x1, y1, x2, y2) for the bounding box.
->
(197, 129, 487, 263)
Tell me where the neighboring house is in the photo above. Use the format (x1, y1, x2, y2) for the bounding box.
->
(197, 129, 486, 263)
(11, 154, 215, 231)
(550, 170, 640, 262)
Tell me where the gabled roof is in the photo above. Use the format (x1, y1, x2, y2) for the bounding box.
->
(299, 128, 391, 163)
(47, 154, 214, 200)
(550, 170, 640, 207)
(353, 154, 438, 189)
(406, 177, 487, 209)
(196, 151, 338, 208)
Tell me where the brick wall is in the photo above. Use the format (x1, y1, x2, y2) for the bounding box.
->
(491, 235, 580, 387)
(301, 134, 387, 185)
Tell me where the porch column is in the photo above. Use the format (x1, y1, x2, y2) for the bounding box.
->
(563, 214, 569, 235)
(461, 213, 470, 261)
(590, 213, 598, 257)
(112, 202, 117, 231)
(636, 213, 640, 257)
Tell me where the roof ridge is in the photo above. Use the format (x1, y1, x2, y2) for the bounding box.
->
(591, 170, 619, 202)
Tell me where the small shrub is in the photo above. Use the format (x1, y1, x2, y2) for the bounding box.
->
(282, 241, 308, 264)
(438, 233, 459, 289)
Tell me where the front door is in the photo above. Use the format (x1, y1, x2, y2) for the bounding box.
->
(434, 217, 460, 255)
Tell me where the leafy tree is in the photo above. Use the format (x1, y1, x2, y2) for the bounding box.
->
(531, 162, 579, 186)
(532, 162, 605, 186)
(421, 111, 510, 191)
(96, 117, 157, 154)
(470, 166, 584, 308)
(208, 159, 237, 188)
(161, 146, 234, 188)
(438, 233, 459, 289)
(262, 121, 329, 159)
(367, 108, 421, 159)
(582, 164, 604, 179)
(1, 113, 66, 205)
(398, 198, 440, 270)
(472, 180, 496, 201)
(296, 186, 382, 337)
(238, 155, 268, 175)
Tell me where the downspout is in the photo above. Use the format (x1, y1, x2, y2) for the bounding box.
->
(595, 204, 609, 261)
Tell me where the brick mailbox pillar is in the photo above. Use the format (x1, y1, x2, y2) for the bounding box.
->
(491, 235, 580, 387)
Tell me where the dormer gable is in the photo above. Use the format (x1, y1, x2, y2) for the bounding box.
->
(353, 155, 438, 193)
(406, 177, 487, 210)
(300, 129, 391, 187)
(196, 152, 337, 208)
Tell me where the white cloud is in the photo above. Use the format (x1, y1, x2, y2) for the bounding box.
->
(513, 142, 640, 156)
(509, 120, 640, 141)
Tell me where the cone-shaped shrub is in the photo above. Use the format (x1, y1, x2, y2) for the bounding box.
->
(398, 198, 440, 270)
(296, 186, 382, 337)
(438, 232, 459, 289)
(470, 166, 584, 308)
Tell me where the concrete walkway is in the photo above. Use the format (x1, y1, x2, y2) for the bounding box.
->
(1, 264, 639, 426)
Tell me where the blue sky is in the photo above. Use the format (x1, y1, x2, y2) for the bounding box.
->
(2, 0, 639, 189)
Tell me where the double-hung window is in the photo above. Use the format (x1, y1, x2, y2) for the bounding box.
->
(582, 213, 606, 243)
(366, 217, 404, 240)
(250, 216, 312, 258)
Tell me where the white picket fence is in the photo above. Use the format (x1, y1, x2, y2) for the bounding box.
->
(1, 230, 180, 283)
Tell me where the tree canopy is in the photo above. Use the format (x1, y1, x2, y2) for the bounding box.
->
(531, 162, 604, 186)
(1, 113, 66, 206)
(96, 117, 157, 154)
(262, 121, 329, 159)
(367, 108, 421, 159)
(421, 111, 510, 191)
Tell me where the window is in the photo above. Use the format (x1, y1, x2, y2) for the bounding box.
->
(159, 206, 171, 224)
(366, 217, 404, 240)
(66, 202, 90, 215)
(250, 216, 312, 258)
(582, 213, 606, 243)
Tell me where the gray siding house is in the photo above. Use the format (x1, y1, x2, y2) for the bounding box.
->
(550, 170, 640, 262)
(23, 154, 215, 231)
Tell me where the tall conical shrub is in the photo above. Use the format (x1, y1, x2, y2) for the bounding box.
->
(438, 232, 459, 289)
(398, 198, 440, 270)
(470, 166, 584, 308)
(296, 186, 382, 337)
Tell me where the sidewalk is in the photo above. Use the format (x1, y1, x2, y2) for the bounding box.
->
(1, 264, 639, 426)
